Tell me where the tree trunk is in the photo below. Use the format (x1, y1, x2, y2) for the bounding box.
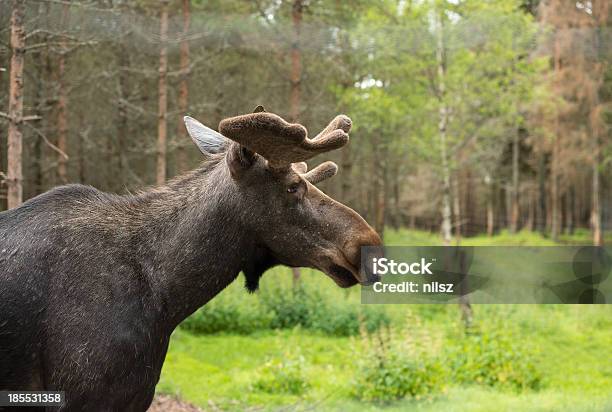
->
(436, 11, 452, 245)
(378, 143, 389, 239)
(566, 187, 575, 235)
(289, 0, 303, 122)
(453, 173, 461, 240)
(56, 1, 70, 184)
(526, 188, 535, 231)
(463, 168, 474, 236)
(486, 174, 494, 236)
(176, 0, 191, 173)
(116, 37, 130, 187)
(371, 133, 382, 234)
(291, 267, 301, 288)
(32, 1, 48, 196)
(392, 161, 401, 229)
(550, 138, 560, 241)
(510, 129, 519, 233)
(77, 116, 85, 183)
(156, 0, 169, 185)
(592, 160, 603, 246)
(550, 28, 562, 242)
(537, 154, 547, 234)
(6, 0, 26, 209)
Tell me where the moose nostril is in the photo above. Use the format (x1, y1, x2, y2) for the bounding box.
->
(351, 230, 384, 281)
(345, 230, 383, 268)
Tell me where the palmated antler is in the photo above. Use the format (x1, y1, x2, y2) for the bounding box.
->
(219, 112, 351, 168)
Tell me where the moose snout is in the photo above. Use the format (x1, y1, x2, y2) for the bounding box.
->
(343, 227, 383, 285)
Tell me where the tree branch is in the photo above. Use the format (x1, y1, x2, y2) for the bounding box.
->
(22, 122, 69, 160)
(0, 112, 42, 122)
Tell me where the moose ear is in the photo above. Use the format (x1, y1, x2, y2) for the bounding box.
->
(226, 143, 256, 179)
(253, 105, 265, 113)
(184, 116, 227, 155)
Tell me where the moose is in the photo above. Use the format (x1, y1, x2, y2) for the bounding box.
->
(0, 108, 381, 411)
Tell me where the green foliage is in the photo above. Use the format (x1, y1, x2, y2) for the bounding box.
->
(261, 283, 390, 336)
(180, 295, 273, 335)
(159, 304, 612, 411)
(252, 353, 310, 395)
(181, 276, 390, 337)
(352, 348, 446, 403)
(352, 310, 544, 404)
(352, 314, 447, 403)
(448, 319, 543, 391)
(311, 299, 390, 336)
(259, 284, 315, 330)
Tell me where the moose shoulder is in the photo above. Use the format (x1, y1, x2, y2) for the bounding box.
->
(0, 110, 381, 411)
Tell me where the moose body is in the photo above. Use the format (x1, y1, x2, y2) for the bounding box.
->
(0, 110, 380, 411)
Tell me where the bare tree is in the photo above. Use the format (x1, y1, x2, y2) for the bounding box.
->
(176, 0, 191, 173)
(436, 10, 452, 245)
(116, 37, 130, 186)
(550, 28, 561, 242)
(56, 1, 70, 184)
(589, 1, 608, 246)
(289, 0, 303, 122)
(157, 0, 169, 185)
(510, 129, 519, 233)
(6, 0, 26, 209)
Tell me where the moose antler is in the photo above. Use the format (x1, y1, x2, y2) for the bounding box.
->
(303, 161, 339, 185)
(219, 112, 351, 168)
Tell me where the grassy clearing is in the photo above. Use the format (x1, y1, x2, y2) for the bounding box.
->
(158, 305, 612, 411)
(157, 229, 612, 411)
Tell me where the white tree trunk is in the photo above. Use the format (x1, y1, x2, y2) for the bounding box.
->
(7, 0, 26, 209)
(436, 11, 452, 245)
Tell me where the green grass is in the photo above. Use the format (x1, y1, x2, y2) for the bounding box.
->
(157, 229, 612, 411)
(158, 305, 612, 411)
(384, 227, 612, 246)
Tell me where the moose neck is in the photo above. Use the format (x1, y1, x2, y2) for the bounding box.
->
(136, 159, 254, 330)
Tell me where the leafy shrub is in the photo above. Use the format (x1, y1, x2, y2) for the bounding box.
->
(309, 299, 389, 336)
(180, 296, 273, 335)
(261, 283, 390, 336)
(352, 316, 446, 402)
(252, 354, 310, 395)
(447, 319, 543, 391)
(352, 351, 445, 402)
(260, 285, 317, 330)
(181, 274, 389, 336)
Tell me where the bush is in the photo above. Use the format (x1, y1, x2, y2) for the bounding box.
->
(447, 320, 543, 391)
(309, 299, 390, 336)
(252, 354, 310, 395)
(260, 285, 316, 330)
(352, 318, 446, 403)
(180, 278, 390, 337)
(352, 351, 445, 402)
(261, 283, 390, 336)
(180, 296, 273, 335)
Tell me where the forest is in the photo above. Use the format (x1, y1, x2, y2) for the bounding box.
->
(1, 0, 610, 244)
(1, 2, 612, 411)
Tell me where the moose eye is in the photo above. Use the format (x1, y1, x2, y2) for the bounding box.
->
(287, 184, 300, 194)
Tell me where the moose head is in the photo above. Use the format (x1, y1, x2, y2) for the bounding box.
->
(184, 107, 382, 290)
